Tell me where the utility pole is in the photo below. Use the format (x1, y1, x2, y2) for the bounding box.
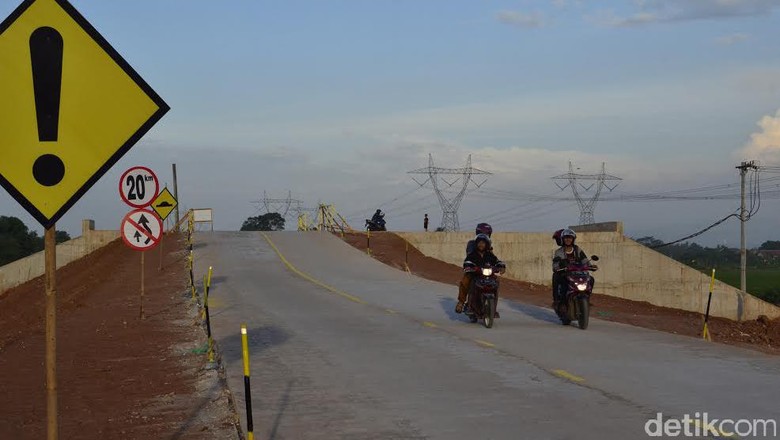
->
(737, 161, 758, 293)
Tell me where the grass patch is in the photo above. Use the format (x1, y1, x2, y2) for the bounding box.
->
(716, 268, 780, 305)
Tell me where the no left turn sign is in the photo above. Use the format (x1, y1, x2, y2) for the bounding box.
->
(121, 209, 163, 251)
(119, 166, 159, 208)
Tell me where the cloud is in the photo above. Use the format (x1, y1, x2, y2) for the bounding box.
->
(496, 10, 545, 29)
(594, 0, 779, 27)
(739, 109, 780, 161)
(715, 32, 749, 45)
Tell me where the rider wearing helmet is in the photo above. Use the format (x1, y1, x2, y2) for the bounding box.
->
(552, 228, 591, 305)
(462, 234, 505, 316)
(456, 223, 494, 313)
(466, 223, 493, 255)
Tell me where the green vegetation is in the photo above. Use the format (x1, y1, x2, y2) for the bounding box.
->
(240, 213, 285, 231)
(717, 268, 780, 305)
(0, 216, 70, 266)
(637, 236, 780, 306)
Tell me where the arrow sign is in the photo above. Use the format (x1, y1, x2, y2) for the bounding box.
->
(121, 209, 162, 251)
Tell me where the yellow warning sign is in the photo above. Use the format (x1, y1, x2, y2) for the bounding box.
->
(0, 0, 169, 227)
(152, 187, 177, 221)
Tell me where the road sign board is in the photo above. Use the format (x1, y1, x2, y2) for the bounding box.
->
(119, 166, 159, 208)
(151, 187, 177, 221)
(0, 0, 169, 228)
(121, 209, 163, 251)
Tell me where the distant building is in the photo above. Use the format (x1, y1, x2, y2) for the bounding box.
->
(756, 250, 780, 262)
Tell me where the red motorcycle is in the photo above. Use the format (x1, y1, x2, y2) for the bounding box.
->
(554, 256, 599, 330)
(464, 262, 505, 328)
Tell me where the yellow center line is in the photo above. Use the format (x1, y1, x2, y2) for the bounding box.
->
(688, 420, 740, 439)
(261, 232, 593, 388)
(261, 232, 365, 304)
(552, 369, 585, 383)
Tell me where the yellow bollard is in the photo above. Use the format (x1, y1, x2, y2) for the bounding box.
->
(702, 269, 715, 341)
(189, 250, 196, 301)
(241, 324, 255, 440)
(204, 268, 214, 363)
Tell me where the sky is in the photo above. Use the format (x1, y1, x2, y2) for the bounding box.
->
(1, 0, 780, 246)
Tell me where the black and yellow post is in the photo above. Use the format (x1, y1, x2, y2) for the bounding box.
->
(241, 324, 255, 440)
(702, 269, 715, 341)
(205, 266, 214, 362)
(189, 250, 196, 302)
(366, 229, 371, 256)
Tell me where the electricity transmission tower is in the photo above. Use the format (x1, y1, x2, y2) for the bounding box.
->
(252, 191, 303, 219)
(552, 162, 621, 225)
(408, 154, 490, 231)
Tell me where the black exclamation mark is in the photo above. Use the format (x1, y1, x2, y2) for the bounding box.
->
(30, 26, 65, 187)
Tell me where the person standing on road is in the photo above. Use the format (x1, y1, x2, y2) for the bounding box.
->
(424, 214, 429, 232)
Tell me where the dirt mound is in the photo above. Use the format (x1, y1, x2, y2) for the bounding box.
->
(343, 231, 780, 355)
(0, 234, 238, 439)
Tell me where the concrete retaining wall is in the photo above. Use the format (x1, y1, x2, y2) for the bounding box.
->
(398, 225, 780, 321)
(0, 220, 119, 294)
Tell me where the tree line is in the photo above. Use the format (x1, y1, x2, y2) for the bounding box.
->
(0, 216, 70, 266)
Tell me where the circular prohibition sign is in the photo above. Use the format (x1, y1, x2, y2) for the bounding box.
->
(121, 208, 163, 251)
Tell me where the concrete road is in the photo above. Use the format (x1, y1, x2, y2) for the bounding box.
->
(194, 232, 780, 439)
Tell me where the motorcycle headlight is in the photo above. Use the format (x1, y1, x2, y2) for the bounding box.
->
(576, 283, 588, 291)
(482, 268, 493, 276)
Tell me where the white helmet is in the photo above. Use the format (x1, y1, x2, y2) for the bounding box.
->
(561, 228, 576, 243)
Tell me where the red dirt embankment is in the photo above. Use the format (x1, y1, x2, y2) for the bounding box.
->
(343, 232, 780, 354)
(0, 234, 238, 439)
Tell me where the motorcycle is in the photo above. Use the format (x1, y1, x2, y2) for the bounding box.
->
(554, 256, 599, 330)
(365, 218, 386, 231)
(463, 262, 504, 328)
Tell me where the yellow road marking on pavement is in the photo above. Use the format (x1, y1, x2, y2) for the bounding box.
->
(475, 339, 496, 348)
(553, 369, 585, 383)
(261, 232, 602, 394)
(688, 420, 740, 439)
(261, 233, 365, 304)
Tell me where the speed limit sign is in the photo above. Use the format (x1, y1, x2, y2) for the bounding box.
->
(119, 166, 159, 208)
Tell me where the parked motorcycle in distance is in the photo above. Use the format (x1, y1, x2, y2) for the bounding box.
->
(365, 218, 386, 231)
(464, 262, 504, 328)
(555, 256, 599, 330)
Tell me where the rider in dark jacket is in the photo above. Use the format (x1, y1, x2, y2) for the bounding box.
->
(456, 223, 493, 313)
(462, 234, 505, 316)
(552, 229, 591, 304)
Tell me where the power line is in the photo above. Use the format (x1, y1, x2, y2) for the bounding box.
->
(650, 213, 740, 249)
(552, 162, 621, 225)
(408, 154, 491, 231)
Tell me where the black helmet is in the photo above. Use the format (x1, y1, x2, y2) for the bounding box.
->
(476, 223, 493, 237)
(474, 233, 491, 248)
